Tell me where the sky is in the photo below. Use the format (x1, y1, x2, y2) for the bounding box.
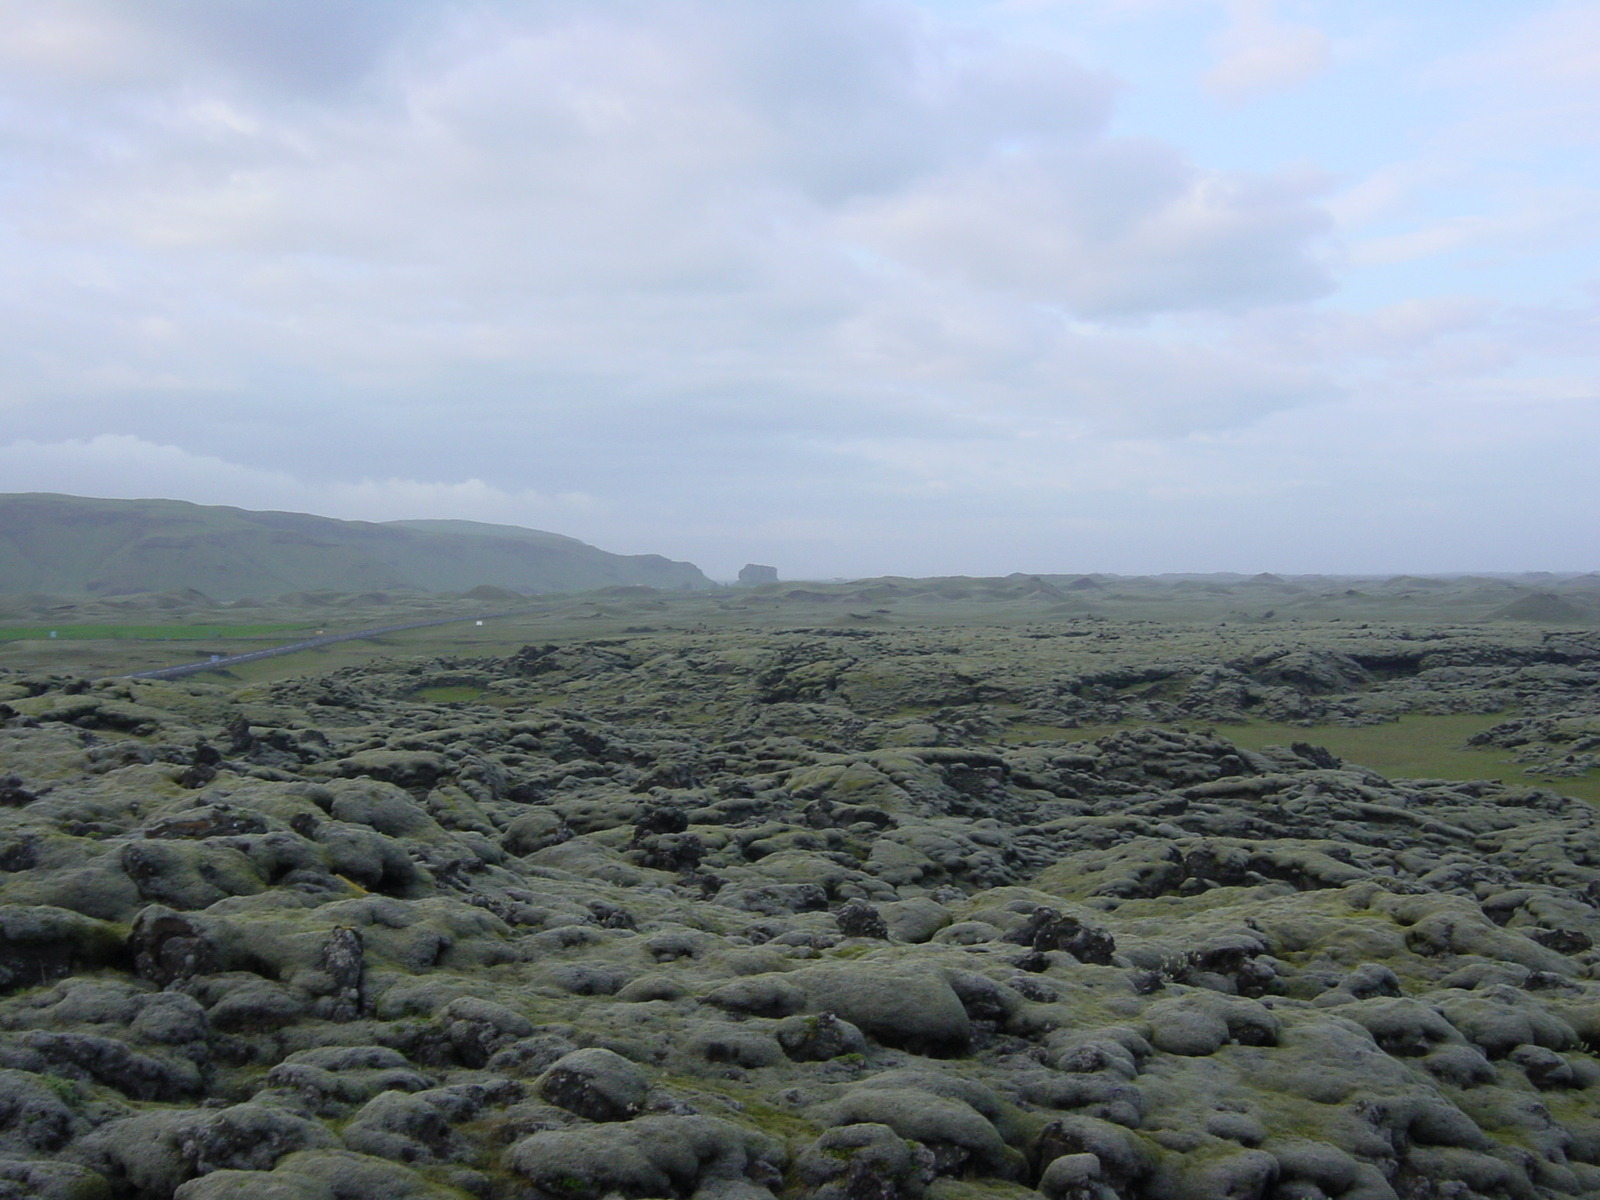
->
(0, 0, 1596, 581)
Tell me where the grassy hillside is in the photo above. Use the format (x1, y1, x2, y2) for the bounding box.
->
(0, 493, 709, 599)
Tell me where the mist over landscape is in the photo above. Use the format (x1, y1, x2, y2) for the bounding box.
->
(4, 5, 1600, 1200)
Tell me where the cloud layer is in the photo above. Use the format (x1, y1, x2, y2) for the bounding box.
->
(0, 0, 1596, 577)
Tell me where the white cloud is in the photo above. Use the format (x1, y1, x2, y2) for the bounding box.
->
(1350, 185, 1600, 267)
(0, 0, 1593, 577)
(839, 145, 1334, 314)
(1227, 296, 1496, 369)
(1313, 3, 1600, 312)
(1426, 1, 1600, 148)
(1324, 160, 1456, 232)
(831, 279, 1336, 436)
(0, 435, 595, 525)
(1202, 0, 1331, 104)
(0, 0, 1342, 456)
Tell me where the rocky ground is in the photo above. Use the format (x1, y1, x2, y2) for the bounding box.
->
(2, 621, 1599, 1200)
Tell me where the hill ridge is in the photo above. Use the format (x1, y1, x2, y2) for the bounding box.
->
(0, 493, 709, 599)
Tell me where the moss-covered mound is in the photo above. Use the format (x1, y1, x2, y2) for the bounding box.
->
(1, 627, 1599, 1200)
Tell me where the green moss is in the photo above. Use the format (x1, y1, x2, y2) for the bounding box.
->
(733, 1096, 821, 1142)
(37, 1071, 90, 1108)
(1244, 1089, 1353, 1143)
(657, 1074, 819, 1142)
(924, 1179, 1046, 1200)
(412, 685, 486, 703)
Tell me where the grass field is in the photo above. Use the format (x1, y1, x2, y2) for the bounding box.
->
(0, 623, 313, 642)
(1024, 713, 1600, 807)
(0, 613, 539, 677)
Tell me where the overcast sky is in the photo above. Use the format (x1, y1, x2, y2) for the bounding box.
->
(1, 0, 1596, 579)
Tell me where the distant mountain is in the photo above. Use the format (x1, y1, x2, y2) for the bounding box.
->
(0, 494, 709, 599)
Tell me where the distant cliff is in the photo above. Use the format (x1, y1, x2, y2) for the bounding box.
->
(0, 493, 710, 599)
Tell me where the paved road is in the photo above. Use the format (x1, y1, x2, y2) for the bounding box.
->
(124, 609, 528, 681)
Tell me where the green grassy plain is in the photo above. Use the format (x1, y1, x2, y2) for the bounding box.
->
(0, 623, 311, 642)
(1029, 713, 1600, 807)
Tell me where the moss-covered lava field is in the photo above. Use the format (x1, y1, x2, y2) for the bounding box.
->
(2, 600, 1600, 1199)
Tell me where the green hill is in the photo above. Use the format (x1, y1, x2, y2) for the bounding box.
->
(0, 494, 709, 599)
(1491, 592, 1592, 622)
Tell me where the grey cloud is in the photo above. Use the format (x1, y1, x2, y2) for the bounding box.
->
(710, 5, 1117, 201)
(841, 141, 1336, 315)
(0, 0, 1358, 572)
(72, 0, 430, 95)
